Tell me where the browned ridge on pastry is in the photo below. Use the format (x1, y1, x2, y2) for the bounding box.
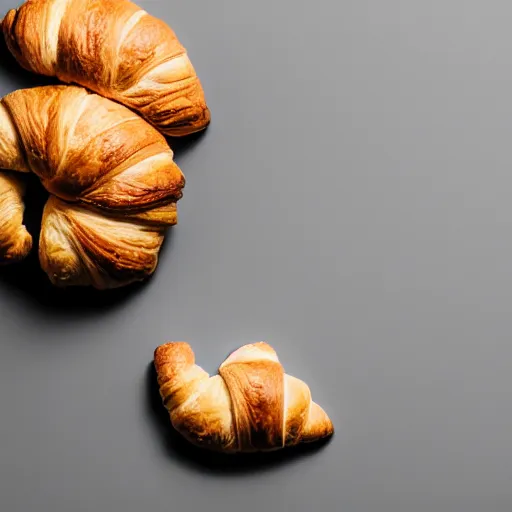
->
(154, 341, 334, 453)
(2, 0, 210, 137)
(0, 85, 185, 289)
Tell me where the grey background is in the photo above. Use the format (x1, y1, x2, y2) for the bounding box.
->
(1, 0, 512, 510)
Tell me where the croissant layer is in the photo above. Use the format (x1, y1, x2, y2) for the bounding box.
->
(154, 341, 334, 453)
(2, 0, 211, 136)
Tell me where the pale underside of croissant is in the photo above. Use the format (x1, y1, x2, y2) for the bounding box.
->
(154, 342, 334, 453)
(0, 85, 185, 289)
(2, 0, 210, 137)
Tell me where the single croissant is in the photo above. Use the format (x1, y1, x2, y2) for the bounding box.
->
(154, 341, 334, 453)
(0, 85, 185, 289)
(2, 0, 210, 137)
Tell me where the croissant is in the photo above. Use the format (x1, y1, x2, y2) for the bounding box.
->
(154, 341, 334, 453)
(2, 0, 210, 137)
(0, 85, 185, 289)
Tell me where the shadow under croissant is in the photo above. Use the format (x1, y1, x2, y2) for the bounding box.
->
(166, 128, 209, 163)
(0, 174, 170, 315)
(145, 362, 334, 474)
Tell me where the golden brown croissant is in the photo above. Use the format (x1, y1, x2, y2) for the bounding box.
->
(2, 0, 210, 137)
(154, 341, 334, 453)
(0, 85, 185, 289)
(0, 172, 32, 263)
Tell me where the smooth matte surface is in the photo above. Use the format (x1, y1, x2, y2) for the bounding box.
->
(1, 0, 512, 510)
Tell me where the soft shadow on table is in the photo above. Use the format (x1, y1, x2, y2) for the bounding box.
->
(145, 362, 333, 475)
(0, 175, 170, 316)
(166, 129, 209, 163)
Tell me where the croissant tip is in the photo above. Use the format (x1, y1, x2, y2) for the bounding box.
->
(0, 227, 33, 265)
(153, 343, 169, 358)
(319, 428, 335, 445)
(153, 341, 192, 358)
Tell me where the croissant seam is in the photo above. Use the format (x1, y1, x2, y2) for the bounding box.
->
(114, 9, 147, 68)
(78, 145, 173, 198)
(52, 93, 91, 175)
(0, 101, 29, 171)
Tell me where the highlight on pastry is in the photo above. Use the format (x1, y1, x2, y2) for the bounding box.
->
(0, 85, 185, 289)
(2, 0, 211, 137)
(154, 341, 334, 453)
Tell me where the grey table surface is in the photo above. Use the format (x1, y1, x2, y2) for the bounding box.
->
(1, 0, 512, 511)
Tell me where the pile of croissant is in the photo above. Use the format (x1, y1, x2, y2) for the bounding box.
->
(0, 0, 210, 289)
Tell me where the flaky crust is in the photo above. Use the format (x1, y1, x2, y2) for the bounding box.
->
(0, 85, 185, 289)
(154, 342, 334, 453)
(0, 172, 32, 264)
(2, 0, 210, 136)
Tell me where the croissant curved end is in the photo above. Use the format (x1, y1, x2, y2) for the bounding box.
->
(154, 342, 195, 375)
(0, 226, 32, 264)
(0, 172, 33, 264)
